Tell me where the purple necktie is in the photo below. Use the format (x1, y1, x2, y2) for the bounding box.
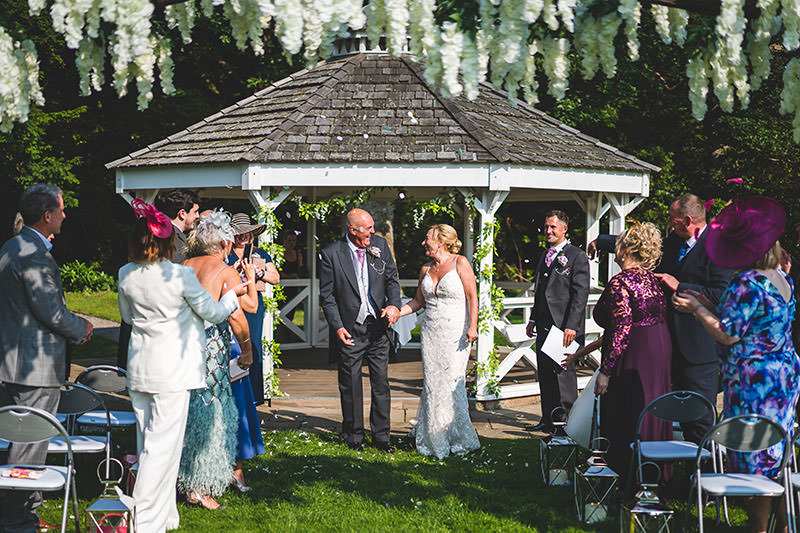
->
(545, 247, 557, 268)
(356, 247, 365, 265)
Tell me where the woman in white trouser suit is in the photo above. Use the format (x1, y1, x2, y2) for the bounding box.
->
(117, 200, 247, 532)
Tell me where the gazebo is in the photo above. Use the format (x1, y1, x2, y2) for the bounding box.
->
(107, 37, 659, 401)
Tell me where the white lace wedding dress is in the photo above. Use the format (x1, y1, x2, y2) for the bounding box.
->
(413, 266, 480, 459)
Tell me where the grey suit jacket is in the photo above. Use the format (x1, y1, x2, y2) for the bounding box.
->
(319, 235, 402, 361)
(533, 242, 591, 340)
(0, 227, 88, 387)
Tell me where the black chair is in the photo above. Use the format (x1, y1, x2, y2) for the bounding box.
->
(631, 390, 716, 487)
(0, 405, 80, 532)
(75, 365, 136, 429)
(693, 414, 795, 533)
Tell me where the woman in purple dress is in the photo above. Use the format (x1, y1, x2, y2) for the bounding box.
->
(567, 222, 672, 482)
(674, 196, 798, 533)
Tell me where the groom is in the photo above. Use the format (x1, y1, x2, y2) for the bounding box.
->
(320, 208, 402, 451)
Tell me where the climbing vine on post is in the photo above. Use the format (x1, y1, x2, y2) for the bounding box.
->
(469, 218, 505, 397)
(257, 200, 287, 399)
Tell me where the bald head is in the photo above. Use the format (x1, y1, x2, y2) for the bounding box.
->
(346, 208, 374, 248)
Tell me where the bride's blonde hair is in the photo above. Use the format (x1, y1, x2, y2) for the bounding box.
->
(430, 224, 462, 253)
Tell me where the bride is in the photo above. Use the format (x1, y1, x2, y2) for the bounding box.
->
(398, 224, 481, 459)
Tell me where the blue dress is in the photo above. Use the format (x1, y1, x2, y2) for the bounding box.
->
(227, 249, 271, 406)
(230, 336, 266, 461)
(718, 270, 800, 477)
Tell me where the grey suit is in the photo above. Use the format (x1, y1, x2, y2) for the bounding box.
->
(319, 234, 401, 446)
(0, 227, 88, 531)
(532, 242, 590, 424)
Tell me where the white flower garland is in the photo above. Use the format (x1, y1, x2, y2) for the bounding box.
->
(617, 0, 640, 61)
(384, 0, 409, 57)
(523, 40, 539, 105)
(780, 58, 800, 142)
(782, 0, 800, 51)
(461, 32, 481, 100)
(540, 36, 570, 100)
(651, 5, 671, 44)
(439, 21, 463, 97)
(667, 7, 689, 46)
(686, 47, 711, 121)
(0, 29, 43, 132)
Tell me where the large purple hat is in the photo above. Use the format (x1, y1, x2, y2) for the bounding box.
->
(705, 196, 786, 269)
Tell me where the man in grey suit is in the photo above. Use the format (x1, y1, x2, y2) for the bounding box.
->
(319, 208, 401, 452)
(0, 184, 92, 532)
(526, 210, 590, 433)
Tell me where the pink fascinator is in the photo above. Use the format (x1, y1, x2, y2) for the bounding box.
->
(131, 198, 173, 239)
(705, 196, 785, 269)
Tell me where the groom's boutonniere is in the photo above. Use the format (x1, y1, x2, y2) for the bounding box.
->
(557, 255, 568, 267)
(367, 246, 381, 258)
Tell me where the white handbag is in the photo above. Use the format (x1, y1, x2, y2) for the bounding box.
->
(565, 369, 599, 449)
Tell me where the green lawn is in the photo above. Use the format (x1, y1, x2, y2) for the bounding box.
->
(37, 431, 748, 532)
(65, 291, 120, 322)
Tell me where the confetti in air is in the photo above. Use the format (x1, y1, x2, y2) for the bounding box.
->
(726, 178, 743, 184)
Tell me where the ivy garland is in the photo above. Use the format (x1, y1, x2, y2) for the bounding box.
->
(257, 201, 287, 399)
(467, 218, 505, 397)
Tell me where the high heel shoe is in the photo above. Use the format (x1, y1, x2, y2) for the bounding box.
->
(187, 491, 227, 510)
(232, 474, 252, 493)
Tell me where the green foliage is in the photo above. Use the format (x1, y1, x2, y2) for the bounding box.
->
(59, 261, 116, 292)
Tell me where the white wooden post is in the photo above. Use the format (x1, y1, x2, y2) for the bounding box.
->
(468, 189, 508, 400)
(248, 187, 294, 400)
(585, 192, 611, 289)
(607, 193, 627, 279)
(307, 189, 322, 346)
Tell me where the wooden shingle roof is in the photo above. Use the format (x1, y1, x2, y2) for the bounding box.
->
(107, 53, 659, 173)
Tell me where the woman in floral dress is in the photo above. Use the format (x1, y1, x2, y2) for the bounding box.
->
(674, 196, 799, 533)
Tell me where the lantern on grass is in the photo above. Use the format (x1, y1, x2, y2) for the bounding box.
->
(620, 462, 674, 533)
(87, 458, 135, 533)
(538, 407, 577, 486)
(574, 437, 619, 524)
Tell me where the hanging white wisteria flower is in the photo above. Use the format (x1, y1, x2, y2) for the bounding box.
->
(165, 1, 196, 45)
(223, 0, 273, 55)
(651, 5, 671, 44)
(540, 36, 570, 99)
(715, 0, 746, 65)
(782, 0, 800, 51)
(709, 45, 735, 112)
(617, 0, 640, 61)
(780, 58, 800, 142)
(461, 32, 481, 101)
(522, 0, 544, 23)
(542, 0, 559, 31)
(76, 37, 104, 95)
(384, 0, 409, 56)
(439, 21, 463, 97)
(274, 0, 303, 55)
(156, 36, 175, 95)
(0, 28, 43, 133)
(365, 0, 386, 49)
(667, 7, 689, 46)
(408, 0, 434, 57)
(745, 0, 779, 92)
(556, 0, 577, 32)
(686, 47, 712, 121)
(522, 40, 539, 105)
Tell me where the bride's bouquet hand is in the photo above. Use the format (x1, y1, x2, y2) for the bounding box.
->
(466, 326, 478, 343)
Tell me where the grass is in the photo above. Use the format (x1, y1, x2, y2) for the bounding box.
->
(65, 291, 120, 322)
(37, 431, 750, 532)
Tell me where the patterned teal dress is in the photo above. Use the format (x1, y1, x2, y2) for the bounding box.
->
(178, 320, 238, 496)
(718, 270, 800, 477)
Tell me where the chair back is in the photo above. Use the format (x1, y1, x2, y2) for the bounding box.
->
(76, 365, 128, 394)
(696, 414, 789, 470)
(0, 405, 72, 451)
(635, 390, 715, 438)
(58, 382, 105, 416)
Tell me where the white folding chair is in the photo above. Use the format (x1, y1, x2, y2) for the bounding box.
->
(75, 365, 136, 429)
(693, 414, 795, 533)
(0, 405, 80, 532)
